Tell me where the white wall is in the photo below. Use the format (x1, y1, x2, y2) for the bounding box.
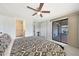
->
(0, 14, 34, 39)
(47, 21, 52, 40)
(40, 21, 52, 40)
(40, 22, 47, 38)
(34, 20, 52, 40)
(0, 14, 16, 39)
(34, 22, 41, 36)
(25, 20, 33, 37)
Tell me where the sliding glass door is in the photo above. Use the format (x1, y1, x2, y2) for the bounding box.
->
(52, 19, 68, 44)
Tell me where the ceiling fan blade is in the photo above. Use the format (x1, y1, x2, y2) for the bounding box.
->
(38, 3, 44, 11)
(27, 6, 37, 11)
(40, 14, 43, 17)
(41, 11, 50, 13)
(32, 13, 37, 16)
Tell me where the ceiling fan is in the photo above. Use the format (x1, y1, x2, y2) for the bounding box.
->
(27, 3, 50, 17)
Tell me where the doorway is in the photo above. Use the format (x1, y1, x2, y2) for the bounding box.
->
(52, 19, 68, 44)
(16, 20, 25, 37)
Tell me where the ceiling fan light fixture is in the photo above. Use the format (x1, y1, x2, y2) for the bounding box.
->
(27, 3, 50, 18)
(37, 12, 41, 15)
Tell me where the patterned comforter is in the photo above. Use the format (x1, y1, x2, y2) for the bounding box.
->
(0, 33, 11, 56)
(10, 36, 65, 56)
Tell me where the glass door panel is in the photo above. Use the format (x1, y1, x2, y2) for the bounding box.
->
(52, 19, 68, 44)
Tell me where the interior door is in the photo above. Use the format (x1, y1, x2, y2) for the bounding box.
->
(16, 20, 25, 37)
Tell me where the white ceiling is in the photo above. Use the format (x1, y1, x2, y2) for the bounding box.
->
(0, 3, 79, 22)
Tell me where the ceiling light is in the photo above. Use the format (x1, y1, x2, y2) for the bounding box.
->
(37, 12, 41, 15)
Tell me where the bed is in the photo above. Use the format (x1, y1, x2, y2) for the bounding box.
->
(0, 32, 11, 56)
(10, 36, 65, 56)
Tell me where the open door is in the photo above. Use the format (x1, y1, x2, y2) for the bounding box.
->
(16, 20, 25, 37)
